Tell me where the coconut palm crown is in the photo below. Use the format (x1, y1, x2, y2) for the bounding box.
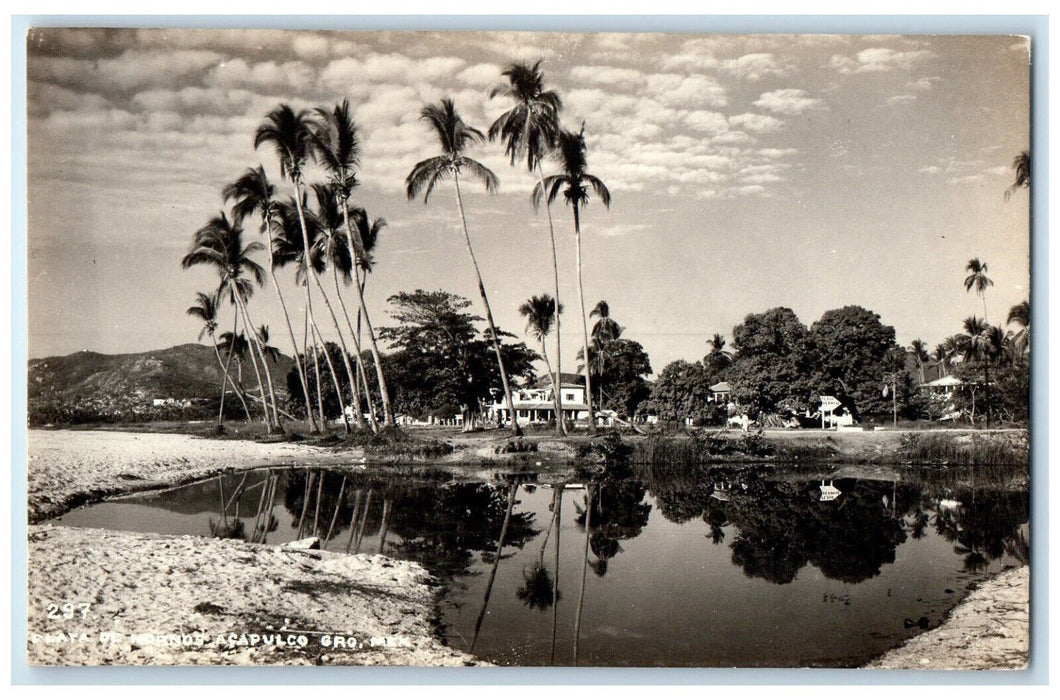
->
(964, 258, 994, 321)
(488, 60, 563, 171)
(406, 98, 500, 202)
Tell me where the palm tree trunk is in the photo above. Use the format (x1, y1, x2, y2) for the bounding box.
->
(235, 304, 270, 430)
(312, 470, 324, 537)
(538, 338, 562, 428)
(233, 293, 280, 430)
(354, 489, 372, 554)
(211, 339, 251, 421)
(537, 162, 566, 436)
(376, 498, 391, 554)
(573, 205, 596, 434)
(340, 202, 395, 428)
(471, 482, 518, 652)
(573, 484, 593, 666)
(306, 303, 327, 430)
(324, 475, 347, 543)
(345, 489, 363, 554)
(310, 318, 353, 433)
(217, 311, 240, 426)
(452, 172, 522, 436)
(289, 178, 364, 434)
(550, 484, 563, 665)
(331, 265, 377, 432)
(296, 470, 314, 540)
(263, 211, 317, 433)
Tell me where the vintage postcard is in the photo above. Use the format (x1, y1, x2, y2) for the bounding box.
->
(24, 26, 1031, 670)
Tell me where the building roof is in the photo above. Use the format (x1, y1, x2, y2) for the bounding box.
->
(710, 381, 731, 392)
(532, 373, 586, 389)
(506, 402, 589, 411)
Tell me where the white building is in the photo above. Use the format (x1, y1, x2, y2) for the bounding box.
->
(487, 373, 591, 426)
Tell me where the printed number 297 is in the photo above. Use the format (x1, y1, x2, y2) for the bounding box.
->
(46, 602, 90, 619)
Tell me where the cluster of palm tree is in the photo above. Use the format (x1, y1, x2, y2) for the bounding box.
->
(407, 60, 611, 436)
(182, 60, 612, 436)
(183, 101, 394, 434)
(906, 257, 1030, 426)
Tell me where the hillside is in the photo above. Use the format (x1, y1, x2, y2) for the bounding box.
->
(28, 344, 294, 424)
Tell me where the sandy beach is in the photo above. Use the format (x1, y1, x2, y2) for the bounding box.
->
(27, 429, 356, 523)
(27, 524, 482, 666)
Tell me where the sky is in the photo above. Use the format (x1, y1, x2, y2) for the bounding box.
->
(25, 28, 1031, 376)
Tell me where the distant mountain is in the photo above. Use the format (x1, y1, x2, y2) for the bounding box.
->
(28, 344, 294, 424)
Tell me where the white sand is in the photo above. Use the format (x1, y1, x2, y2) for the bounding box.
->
(27, 525, 481, 666)
(865, 565, 1029, 670)
(27, 429, 351, 522)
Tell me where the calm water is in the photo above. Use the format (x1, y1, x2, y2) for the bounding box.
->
(51, 465, 1029, 667)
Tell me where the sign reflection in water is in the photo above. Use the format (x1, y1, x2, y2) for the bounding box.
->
(54, 464, 1029, 668)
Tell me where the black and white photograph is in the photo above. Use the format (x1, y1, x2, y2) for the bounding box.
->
(22, 24, 1032, 670)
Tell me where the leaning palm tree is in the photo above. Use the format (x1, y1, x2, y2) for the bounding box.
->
(534, 125, 611, 433)
(490, 60, 566, 435)
(186, 291, 251, 423)
(405, 97, 521, 435)
(1005, 150, 1030, 200)
(964, 258, 994, 322)
(255, 104, 364, 433)
(311, 101, 395, 427)
(224, 165, 318, 433)
(519, 294, 564, 427)
(181, 212, 279, 430)
(272, 197, 352, 432)
(309, 182, 376, 431)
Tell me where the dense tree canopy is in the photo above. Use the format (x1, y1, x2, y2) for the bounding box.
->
(727, 307, 810, 415)
(377, 289, 537, 419)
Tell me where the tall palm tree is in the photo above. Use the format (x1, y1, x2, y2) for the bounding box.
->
(1007, 300, 1030, 363)
(186, 291, 251, 423)
(311, 100, 395, 427)
(255, 104, 364, 433)
(490, 60, 566, 435)
(310, 182, 376, 431)
(1005, 150, 1030, 200)
(909, 338, 930, 384)
(519, 294, 564, 427)
(224, 165, 318, 433)
(181, 212, 279, 430)
(534, 125, 611, 433)
(406, 97, 521, 435)
(964, 258, 994, 322)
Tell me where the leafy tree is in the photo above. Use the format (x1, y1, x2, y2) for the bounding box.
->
(727, 307, 809, 415)
(1007, 300, 1030, 364)
(406, 98, 521, 435)
(645, 360, 718, 425)
(378, 290, 536, 424)
(804, 305, 904, 418)
(534, 125, 611, 433)
(285, 342, 352, 420)
(593, 338, 653, 418)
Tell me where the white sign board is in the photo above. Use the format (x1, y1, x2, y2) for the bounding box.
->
(819, 483, 842, 502)
(819, 395, 841, 411)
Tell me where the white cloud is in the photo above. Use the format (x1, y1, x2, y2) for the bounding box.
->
(830, 47, 936, 74)
(729, 112, 784, 134)
(569, 65, 646, 87)
(459, 63, 503, 88)
(292, 35, 331, 62)
(908, 76, 942, 91)
(683, 110, 729, 135)
(887, 94, 917, 106)
(753, 88, 825, 115)
(721, 53, 790, 81)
